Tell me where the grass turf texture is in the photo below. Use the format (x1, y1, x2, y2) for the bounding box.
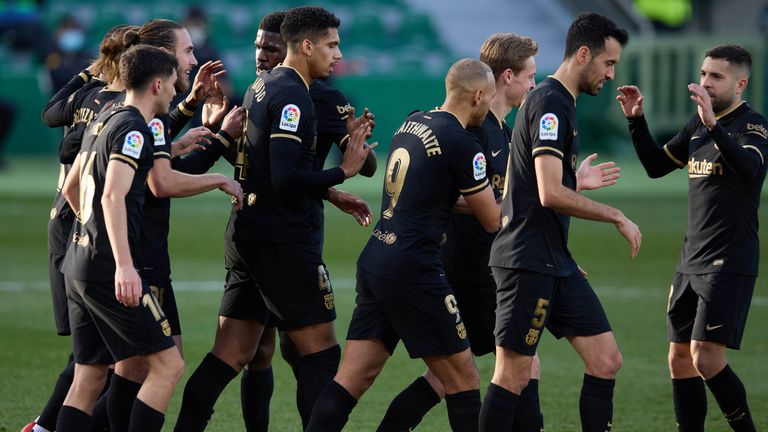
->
(0, 156, 766, 431)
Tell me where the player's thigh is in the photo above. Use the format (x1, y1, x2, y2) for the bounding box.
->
(345, 268, 400, 356)
(667, 272, 699, 344)
(423, 348, 478, 393)
(452, 279, 496, 357)
(546, 270, 612, 340)
(49, 252, 71, 336)
(567, 331, 622, 378)
(218, 240, 271, 325)
(690, 272, 755, 350)
(335, 338, 391, 399)
(491, 267, 556, 356)
(212, 315, 266, 369)
(67, 278, 112, 366)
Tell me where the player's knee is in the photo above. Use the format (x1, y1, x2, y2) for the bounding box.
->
(249, 340, 276, 370)
(690, 346, 725, 379)
(71, 371, 108, 399)
(588, 349, 622, 379)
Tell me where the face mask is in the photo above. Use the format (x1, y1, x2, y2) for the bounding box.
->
(188, 26, 206, 46)
(58, 30, 85, 53)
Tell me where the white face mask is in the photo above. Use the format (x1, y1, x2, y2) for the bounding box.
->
(187, 26, 206, 46)
(58, 29, 85, 52)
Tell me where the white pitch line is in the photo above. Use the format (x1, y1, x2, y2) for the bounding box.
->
(1, 281, 766, 307)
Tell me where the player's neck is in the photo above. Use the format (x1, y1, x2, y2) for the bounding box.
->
(124, 92, 155, 123)
(441, 98, 470, 128)
(552, 62, 581, 101)
(490, 96, 512, 121)
(282, 53, 313, 88)
(105, 79, 125, 92)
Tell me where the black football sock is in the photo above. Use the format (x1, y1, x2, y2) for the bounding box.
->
(56, 405, 92, 432)
(479, 383, 518, 432)
(90, 368, 114, 432)
(579, 374, 615, 432)
(672, 376, 707, 432)
(107, 372, 142, 432)
(173, 352, 239, 432)
(296, 345, 341, 428)
(705, 365, 755, 432)
(241, 366, 274, 432)
(511, 379, 544, 432)
(127, 399, 164, 432)
(37, 354, 75, 430)
(445, 389, 481, 432)
(305, 380, 357, 432)
(377, 376, 441, 431)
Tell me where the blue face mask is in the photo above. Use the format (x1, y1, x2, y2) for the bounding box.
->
(58, 30, 85, 52)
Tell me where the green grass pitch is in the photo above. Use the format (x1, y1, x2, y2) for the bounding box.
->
(0, 156, 766, 431)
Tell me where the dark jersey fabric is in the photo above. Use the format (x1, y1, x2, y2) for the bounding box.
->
(628, 102, 768, 276)
(358, 110, 490, 283)
(490, 77, 579, 276)
(226, 66, 345, 253)
(61, 106, 154, 281)
(442, 111, 511, 282)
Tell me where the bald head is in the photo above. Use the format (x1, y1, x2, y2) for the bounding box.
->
(446, 58, 495, 97)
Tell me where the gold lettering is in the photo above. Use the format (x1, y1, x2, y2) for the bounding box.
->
(393, 121, 441, 157)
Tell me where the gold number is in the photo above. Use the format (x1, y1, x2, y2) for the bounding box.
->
(382, 147, 411, 219)
(532, 298, 549, 328)
(235, 109, 249, 181)
(78, 152, 97, 224)
(444, 294, 459, 314)
(142, 292, 166, 322)
(501, 151, 511, 200)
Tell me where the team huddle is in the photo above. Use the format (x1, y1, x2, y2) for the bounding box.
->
(26, 5, 765, 432)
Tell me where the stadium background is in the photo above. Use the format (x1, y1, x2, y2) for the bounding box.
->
(0, 0, 767, 430)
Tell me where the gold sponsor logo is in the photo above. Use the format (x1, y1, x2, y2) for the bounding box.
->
(571, 154, 578, 171)
(323, 293, 335, 310)
(456, 322, 467, 339)
(161, 319, 171, 336)
(747, 123, 768, 139)
(525, 328, 540, 346)
(372, 229, 397, 245)
(74, 233, 89, 247)
(336, 103, 352, 115)
(247, 193, 257, 206)
(491, 174, 505, 191)
(688, 157, 723, 177)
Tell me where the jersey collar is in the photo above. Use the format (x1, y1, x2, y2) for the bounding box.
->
(715, 101, 746, 121)
(274, 64, 310, 91)
(431, 108, 465, 128)
(547, 75, 577, 106)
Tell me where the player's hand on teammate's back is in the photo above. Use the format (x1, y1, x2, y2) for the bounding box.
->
(220, 105, 246, 140)
(687, 83, 717, 129)
(576, 153, 621, 191)
(328, 188, 372, 226)
(188, 60, 227, 106)
(616, 85, 645, 118)
(203, 81, 230, 130)
(115, 265, 142, 307)
(172, 126, 215, 157)
(217, 174, 244, 211)
(346, 106, 376, 139)
(340, 122, 377, 179)
(614, 212, 642, 259)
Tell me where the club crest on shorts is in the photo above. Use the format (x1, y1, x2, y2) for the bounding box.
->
(525, 328, 540, 346)
(148, 118, 166, 147)
(456, 322, 467, 340)
(323, 293, 335, 310)
(279, 104, 301, 132)
(161, 319, 171, 336)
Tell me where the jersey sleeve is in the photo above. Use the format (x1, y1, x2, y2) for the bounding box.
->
(626, 114, 693, 177)
(42, 70, 92, 127)
(269, 85, 313, 143)
(529, 100, 573, 160)
(147, 116, 172, 161)
(109, 119, 154, 170)
(453, 131, 490, 196)
(167, 100, 196, 140)
(312, 85, 350, 148)
(711, 112, 768, 178)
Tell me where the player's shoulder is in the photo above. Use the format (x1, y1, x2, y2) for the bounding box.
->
(526, 78, 573, 112)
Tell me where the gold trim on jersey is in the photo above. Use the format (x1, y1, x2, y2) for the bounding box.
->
(743, 145, 765, 164)
(547, 75, 577, 105)
(430, 109, 465, 128)
(271, 133, 302, 143)
(489, 110, 504, 128)
(110, 154, 138, 169)
(274, 64, 310, 90)
(663, 144, 685, 167)
(338, 134, 350, 149)
(217, 133, 233, 148)
(178, 101, 194, 117)
(154, 151, 171, 159)
(78, 72, 90, 82)
(532, 146, 564, 158)
(460, 179, 489, 194)
(715, 101, 745, 120)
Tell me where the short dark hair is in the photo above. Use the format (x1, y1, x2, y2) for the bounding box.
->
(259, 11, 286, 34)
(564, 12, 628, 59)
(280, 6, 340, 47)
(706, 44, 752, 76)
(120, 44, 178, 91)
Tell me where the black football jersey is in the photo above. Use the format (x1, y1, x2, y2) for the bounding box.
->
(442, 111, 511, 282)
(358, 110, 490, 283)
(641, 103, 768, 276)
(489, 77, 579, 276)
(61, 106, 154, 281)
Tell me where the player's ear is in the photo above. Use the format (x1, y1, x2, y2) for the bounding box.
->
(473, 88, 483, 106)
(301, 38, 313, 57)
(577, 46, 591, 64)
(502, 68, 513, 84)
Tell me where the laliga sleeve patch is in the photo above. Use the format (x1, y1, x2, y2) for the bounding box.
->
(539, 113, 559, 141)
(122, 131, 144, 159)
(279, 104, 301, 132)
(148, 118, 166, 147)
(473, 152, 487, 180)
